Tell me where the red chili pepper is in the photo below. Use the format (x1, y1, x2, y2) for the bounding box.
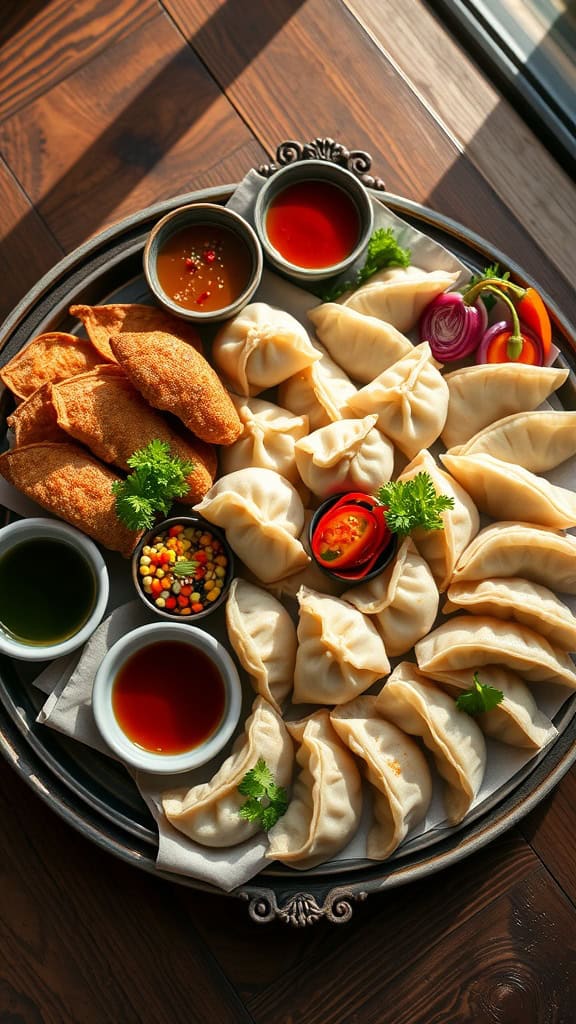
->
(476, 287, 546, 364)
(311, 493, 390, 572)
(196, 290, 211, 305)
(463, 276, 552, 361)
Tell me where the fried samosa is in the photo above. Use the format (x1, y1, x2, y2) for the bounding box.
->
(51, 365, 217, 502)
(69, 303, 203, 363)
(110, 330, 242, 445)
(0, 333, 103, 400)
(0, 442, 142, 557)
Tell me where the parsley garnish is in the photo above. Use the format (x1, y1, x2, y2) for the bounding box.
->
(112, 439, 194, 531)
(377, 472, 454, 536)
(322, 227, 411, 300)
(456, 672, 504, 716)
(238, 758, 289, 832)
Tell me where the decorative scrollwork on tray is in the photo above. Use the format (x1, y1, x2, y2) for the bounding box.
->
(258, 137, 386, 190)
(239, 887, 368, 926)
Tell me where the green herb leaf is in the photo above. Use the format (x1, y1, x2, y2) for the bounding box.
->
(173, 559, 199, 578)
(112, 440, 194, 531)
(377, 471, 454, 536)
(465, 263, 510, 311)
(238, 758, 289, 832)
(322, 228, 411, 300)
(456, 672, 504, 716)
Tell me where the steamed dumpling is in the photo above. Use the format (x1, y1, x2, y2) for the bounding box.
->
(266, 710, 363, 869)
(343, 342, 449, 459)
(415, 614, 576, 689)
(443, 577, 576, 651)
(341, 266, 460, 332)
(396, 449, 479, 591)
(342, 537, 439, 657)
(294, 414, 394, 498)
(376, 662, 487, 825)
(441, 451, 576, 529)
(161, 697, 294, 847)
(424, 665, 558, 750)
(330, 696, 433, 859)
(307, 302, 413, 383)
(225, 579, 297, 712)
(219, 395, 309, 487)
(278, 341, 357, 430)
(263, 511, 346, 600)
(194, 468, 309, 584)
(441, 363, 569, 449)
(448, 409, 576, 473)
(293, 586, 390, 705)
(451, 521, 576, 594)
(212, 302, 320, 395)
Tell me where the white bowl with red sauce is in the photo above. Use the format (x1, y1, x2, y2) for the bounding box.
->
(92, 622, 243, 774)
(254, 160, 374, 284)
(143, 203, 263, 323)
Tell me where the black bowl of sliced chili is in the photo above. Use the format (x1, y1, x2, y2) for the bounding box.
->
(309, 492, 398, 585)
(131, 515, 234, 622)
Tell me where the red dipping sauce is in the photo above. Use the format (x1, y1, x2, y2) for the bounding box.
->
(112, 640, 226, 755)
(265, 180, 360, 269)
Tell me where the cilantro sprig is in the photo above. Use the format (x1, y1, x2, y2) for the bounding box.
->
(377, 472, 454, 536)
(112, 439, 194, 531)
(238, 758, 289, 832)
(322, 227, 411, 301)
(456, 672, 504, 716)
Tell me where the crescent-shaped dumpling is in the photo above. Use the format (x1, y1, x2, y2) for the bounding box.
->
(451, 522, 576, 594)
(225, 579, 297, 712)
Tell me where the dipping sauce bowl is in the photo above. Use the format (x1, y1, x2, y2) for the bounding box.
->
(92, 622, 243, 773)
(254, 159, 374, 284)
(309, 492, 397, 585)
(0, 518, 109, 661)
(144, 203, 263, 323)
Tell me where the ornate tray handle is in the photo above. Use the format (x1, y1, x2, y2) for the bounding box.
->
(239, 886, 368, 927)
(258, 137, 386, 191)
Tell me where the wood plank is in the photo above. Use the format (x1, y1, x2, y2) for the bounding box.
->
(0, 759, 254, 1024)
(520, 765, 576, 907)
(191, 830, 537, 1002)
(0, 159, 63, 323)
(0, 11, 266, 253)
(0, 0, 158, 122)
(168, 0, 574, 316)
(248, 864, 576, 1023)
(343, 0, 576, 288)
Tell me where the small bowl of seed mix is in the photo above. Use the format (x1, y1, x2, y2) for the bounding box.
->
(131, 514, 234, 622)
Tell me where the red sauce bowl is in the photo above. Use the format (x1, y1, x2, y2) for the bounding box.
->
(254, 160, 374, 284)
(309, 492, 398, 584)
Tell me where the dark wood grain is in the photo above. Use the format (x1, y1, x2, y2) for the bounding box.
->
(520, 765, 576, 905)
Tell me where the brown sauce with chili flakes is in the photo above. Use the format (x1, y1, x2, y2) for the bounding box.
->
(156, 223, 252, 312)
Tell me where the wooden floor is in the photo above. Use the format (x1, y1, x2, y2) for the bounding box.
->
(1, 2, 576, 1021)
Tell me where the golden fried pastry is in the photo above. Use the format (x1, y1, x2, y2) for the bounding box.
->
(0, 442, 142, 557)
(110, 330, 242, 445)
(6, 383, 69, 446)
(0, 333, 103, 400)
(51, 365, 217, 502)
(69, 303, 203, 363)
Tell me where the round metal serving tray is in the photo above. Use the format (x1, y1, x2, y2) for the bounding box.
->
(2, 178, 576, 928)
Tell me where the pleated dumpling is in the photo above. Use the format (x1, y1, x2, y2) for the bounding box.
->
(441, 452, 576, 530)
(343, 343, 449, 459)
(396, 449, 479, 591)
(441, 363, 568, 449)
(278, 341, 357, 431)
(342, 537, 439, 657)
(451, 521, 576, 594)
(376, 662, 487, 825)
(330, 696, 433, 859)
(294, 414, 394, 499)
(225, 579, 297, 712)
(415, 615, 576, 689)
(341, 265, 460, 332)
(293, 586, 390, 705)
(307, 302, 413, 383)
(266, 710, 363, 869)
(263, 511, 346, 601)
(161, 697, 294, 847)
(212, 302, 320, 396)
(448, 410, 576, 473)
(425, 665, 558, 751)
(219, 395, 309, 488)
(194, 468, 309, 584)
(443, 577, 576, 651)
